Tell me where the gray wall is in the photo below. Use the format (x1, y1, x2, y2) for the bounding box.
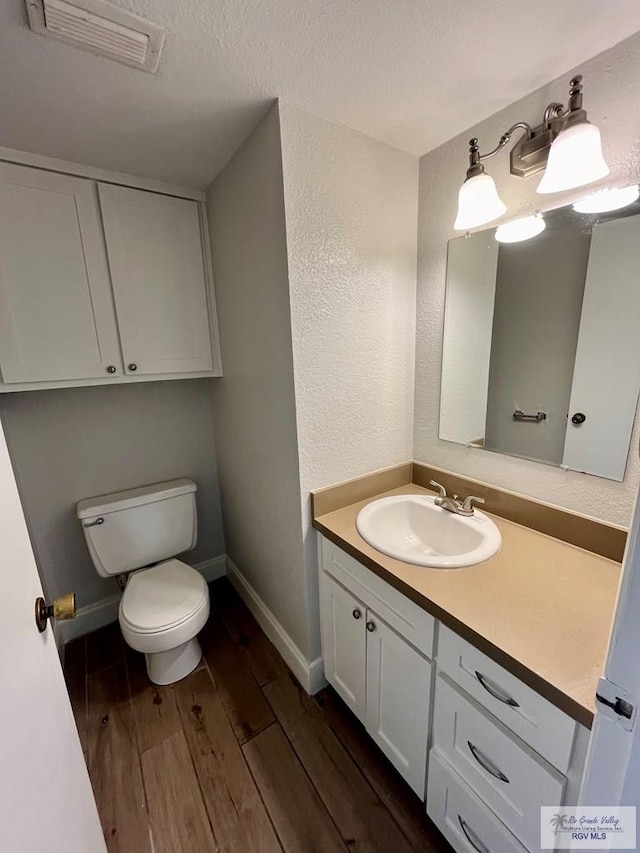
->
(415, 30, 640, 526)
(485, 227, 589, 464)
(206, 104, 312, 659)
(0, 380, 225, 607)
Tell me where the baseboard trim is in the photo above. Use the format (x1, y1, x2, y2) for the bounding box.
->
(60, 555, 227, 644)
(195, 555, 227, 583)
(224, 556, 326, 695)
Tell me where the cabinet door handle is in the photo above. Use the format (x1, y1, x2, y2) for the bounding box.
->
(366, 621, 376, 632)
(467, 741, 510, 783)
(458, 815, 490, 853)
(475, 671, 520, 708)
(352, 608, 361, 620)
(106, 365, 117, 374)
(128, 363, 138, 371)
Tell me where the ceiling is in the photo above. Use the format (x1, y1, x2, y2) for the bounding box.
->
(1, 0, 640, 188)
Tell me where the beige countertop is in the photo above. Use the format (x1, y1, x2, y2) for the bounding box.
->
(313, 482, 622, 729)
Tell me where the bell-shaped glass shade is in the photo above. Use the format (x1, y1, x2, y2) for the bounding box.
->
(453, 173, 507, 230)
(537, 122, 609, 194)
(495, 214, 545, 244)
(573, 184, 639, 214)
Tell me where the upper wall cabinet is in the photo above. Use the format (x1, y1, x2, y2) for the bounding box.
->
(0, 163, 122, 384)
(98, 185, 214, 377)
(0, 159, 221, 391)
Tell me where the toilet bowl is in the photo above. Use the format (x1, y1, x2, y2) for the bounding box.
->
(77, 478, 210, 686)
(119, 559, 210, 684)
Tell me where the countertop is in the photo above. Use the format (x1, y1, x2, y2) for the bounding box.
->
(313, 482, 622, 728)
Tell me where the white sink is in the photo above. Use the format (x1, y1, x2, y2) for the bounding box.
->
(356, 494, 501, 569)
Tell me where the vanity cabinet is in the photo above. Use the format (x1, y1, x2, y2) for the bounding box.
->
(320, 539, 434, 796)
(318, 535, 589, 853)
(0, 161, 221, 390)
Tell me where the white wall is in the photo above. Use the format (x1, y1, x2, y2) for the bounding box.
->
(440, 231, 498, 445)
(0, 380, 225, 607)
(279, 103, 418, 658)
(206, 104, 313, 659)
(280, 102, 418, 490)
(415, 31, 640, 526)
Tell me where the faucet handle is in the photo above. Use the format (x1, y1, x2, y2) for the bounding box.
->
(429, 480, 447, 498)
(461, 495, 485, 513)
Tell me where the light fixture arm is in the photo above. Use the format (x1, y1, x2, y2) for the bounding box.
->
(464, 75, 591, 182)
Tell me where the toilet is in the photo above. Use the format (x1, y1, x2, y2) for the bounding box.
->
(77, 479, 210, 685)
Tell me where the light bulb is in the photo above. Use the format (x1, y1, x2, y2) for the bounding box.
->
(573, 184, 639, 214)
(537, 122, 609, 194)
(453, 173, 507, 231)
(495, 215, 546, 244)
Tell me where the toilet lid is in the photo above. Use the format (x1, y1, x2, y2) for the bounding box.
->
(121, 560, 207, 632)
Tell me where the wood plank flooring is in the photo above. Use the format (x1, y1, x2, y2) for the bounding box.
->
(64, 577, 452, 853)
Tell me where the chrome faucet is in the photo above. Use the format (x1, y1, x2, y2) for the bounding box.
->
(429, 480, 485, 517)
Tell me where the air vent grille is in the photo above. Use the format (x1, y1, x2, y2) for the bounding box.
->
(26, 0, 166, 73)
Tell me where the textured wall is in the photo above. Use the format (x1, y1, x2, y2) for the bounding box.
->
(415, 31, 640, 526)
(280, 102, 418, 494)
(206, 104, 314, 659)
(0, 380, 225, 607)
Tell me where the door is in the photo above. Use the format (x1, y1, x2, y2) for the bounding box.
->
(0, 423, 105, 851)
(320, 573, 366, 720)
(562, 214, 640, 481)
(98, 184, 213, 376)
(365, 612, 432, 796)
(580, 484, 640, 810)
(0, 163, 122, 383)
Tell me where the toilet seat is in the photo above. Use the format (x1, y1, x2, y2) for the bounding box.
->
(119, 559, 210, 656)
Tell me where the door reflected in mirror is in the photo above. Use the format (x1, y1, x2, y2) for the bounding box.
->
(439, 189, 640, 481)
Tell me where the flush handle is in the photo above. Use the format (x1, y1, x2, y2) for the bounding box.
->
(82, 517, 104, 528)
(35, 592, 76, 633)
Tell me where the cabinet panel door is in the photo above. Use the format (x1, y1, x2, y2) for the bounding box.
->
(0, 164, 121, 383)
(365, 613, 431, 797)
(98, 184, 213, 375)
(320, 572, 366, 720)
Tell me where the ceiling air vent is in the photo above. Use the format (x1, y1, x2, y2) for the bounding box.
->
(26, 0, 166, 73)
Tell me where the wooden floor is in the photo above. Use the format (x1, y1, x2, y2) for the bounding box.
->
(64, 577, 452, 853)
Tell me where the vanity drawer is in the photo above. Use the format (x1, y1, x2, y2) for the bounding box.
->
(432, 674, 565, 852)
(427, 751, 528, 853)
(320, 536, 435, 658)
(437, 623, 576, 771)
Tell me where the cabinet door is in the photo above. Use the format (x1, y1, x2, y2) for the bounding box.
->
(320, 573, 366, 720)
(365, 613, 432, 797)
(98, 184, 214, 376)
(0, 164, 121, 383)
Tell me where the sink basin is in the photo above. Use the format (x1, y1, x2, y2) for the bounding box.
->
(356, 494, 501, 568)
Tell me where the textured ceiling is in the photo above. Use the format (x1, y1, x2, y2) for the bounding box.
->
(1, 0, 640, 187)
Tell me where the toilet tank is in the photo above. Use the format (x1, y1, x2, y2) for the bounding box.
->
(77, 479, 197, 577)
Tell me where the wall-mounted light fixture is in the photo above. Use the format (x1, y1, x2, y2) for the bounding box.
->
(454, 75, 609, 231)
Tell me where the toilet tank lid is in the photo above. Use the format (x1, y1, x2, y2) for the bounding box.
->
(77, 478, 196, 519)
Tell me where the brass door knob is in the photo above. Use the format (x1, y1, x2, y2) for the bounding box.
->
(35, 592, 76, 633)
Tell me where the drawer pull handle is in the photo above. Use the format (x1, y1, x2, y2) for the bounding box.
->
(352, 608, 362, 620)
(475, 671, 520, 708)
(467, 741, 510, 783)
(458, 815, 490, 853)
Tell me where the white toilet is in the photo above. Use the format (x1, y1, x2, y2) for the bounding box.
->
(77, 479, 210, 685)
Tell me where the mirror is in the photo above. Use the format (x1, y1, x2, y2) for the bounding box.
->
(439, 190, 640, 481)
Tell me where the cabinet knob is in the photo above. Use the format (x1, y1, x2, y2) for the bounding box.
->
(366, 621, 376, 632)
(128, 363, 138, 372)
(571, 412, 586, 425)
(352, 608, 361, 620)
(106, 365, 117, 374)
